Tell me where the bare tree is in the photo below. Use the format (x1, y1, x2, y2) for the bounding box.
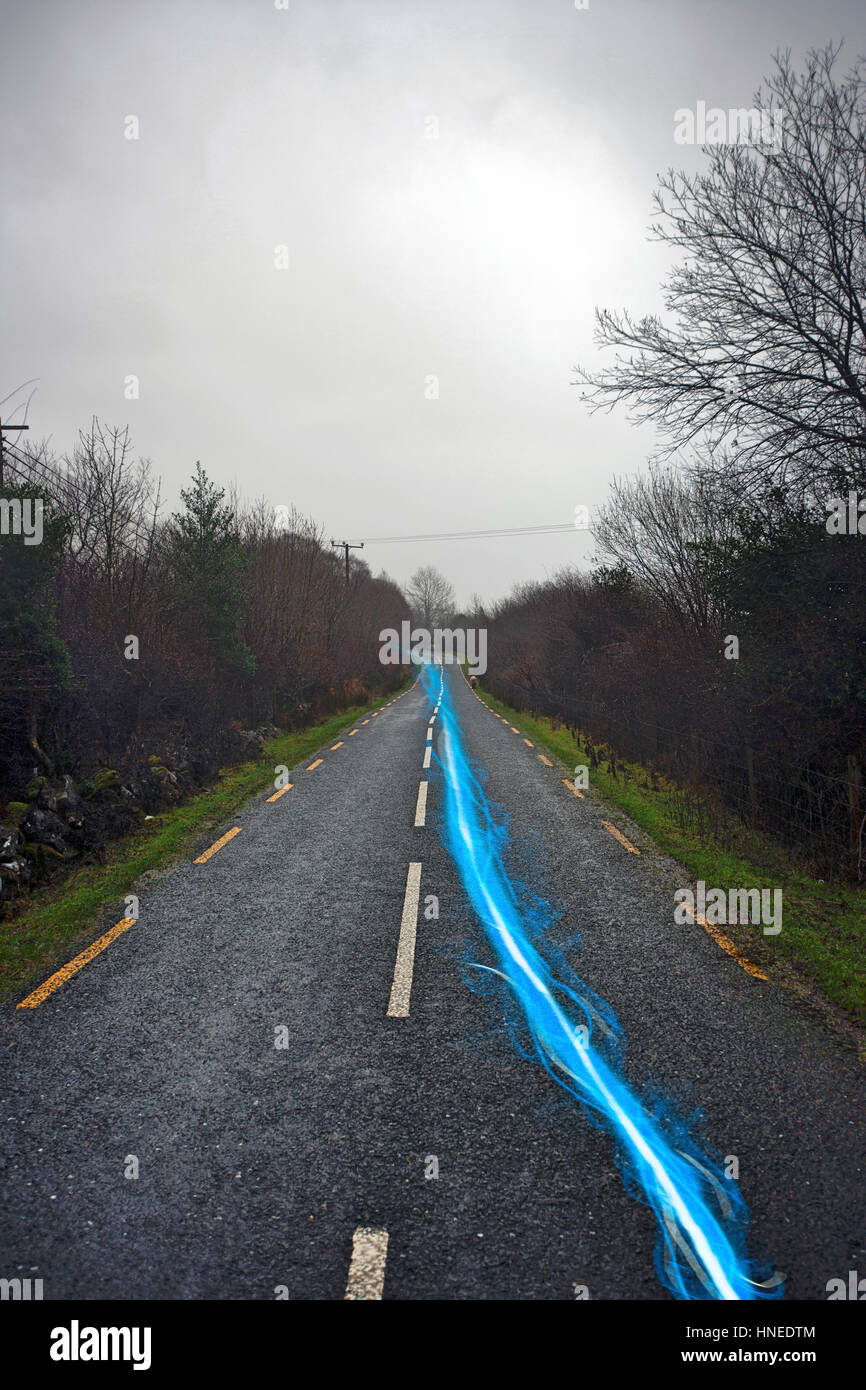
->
(592, 463, 740, 634)
(468, 591, 488, 623)
(406, 564, 455, 628)
(575, 44, 866, 497)
(61, 419, 161, 610)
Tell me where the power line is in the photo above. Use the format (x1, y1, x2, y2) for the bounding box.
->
(5, 443, 584, 552)
(330, 537, 364, 584)
(350, 522, 582, 544)
(5, 442, 584, 549)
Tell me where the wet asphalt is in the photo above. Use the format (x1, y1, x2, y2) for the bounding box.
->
(0, 667, 864, 1300)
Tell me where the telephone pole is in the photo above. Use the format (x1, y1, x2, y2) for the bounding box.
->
(0, 419, 29, 486)
(330, 538, 364, 584)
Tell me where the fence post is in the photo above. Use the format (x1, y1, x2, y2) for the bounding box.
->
(746, 744, 757, 827)
(848, 754, 862, 876)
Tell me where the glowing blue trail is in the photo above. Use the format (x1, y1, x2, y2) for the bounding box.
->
(425, 664, 780, 1301)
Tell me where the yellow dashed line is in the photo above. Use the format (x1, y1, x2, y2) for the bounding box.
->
(349, 730, 358, 736)
(510, 726, 520, 733)
(562, 778, 585, 799)
(679, 902, 768, 981)
(307, 759, 324, 771)
(361, 720, 370, 725)
(331, 742, 344, 750)
(523, 738, 534, 747)
(195, 827, 241, 863)
(371, 712, 379, 718)
(538, 755, 554, 767)
(17, 917, 137, 1009)
(266, 784, 293, 803)
(601, 820, 640, 855)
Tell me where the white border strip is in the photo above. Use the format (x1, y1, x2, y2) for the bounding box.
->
(387, 861, 422, 1018)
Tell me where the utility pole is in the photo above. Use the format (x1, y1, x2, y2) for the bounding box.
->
(0, 419, 29, 486)
(330, 537, 364, 585)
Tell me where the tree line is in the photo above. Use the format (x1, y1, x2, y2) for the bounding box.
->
(0, 423, 409, 820)
(484, 44, 866, 879)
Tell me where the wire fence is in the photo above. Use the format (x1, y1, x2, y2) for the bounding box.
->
(485, 671, 862, 882)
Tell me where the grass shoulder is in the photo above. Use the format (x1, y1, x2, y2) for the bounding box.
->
(475, 684, 866, 1042)
(0, 684, 409, 1003)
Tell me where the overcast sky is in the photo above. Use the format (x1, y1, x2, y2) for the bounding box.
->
(2, 0, 862, 607)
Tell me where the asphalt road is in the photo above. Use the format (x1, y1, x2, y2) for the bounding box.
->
(1, 666, 864, 1300)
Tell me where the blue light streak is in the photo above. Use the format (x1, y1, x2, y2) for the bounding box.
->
(425, 663, 781, 1301)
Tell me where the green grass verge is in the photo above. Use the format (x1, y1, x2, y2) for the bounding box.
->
(476, 685, 866, 1033)
(0, 684, 409, 1003)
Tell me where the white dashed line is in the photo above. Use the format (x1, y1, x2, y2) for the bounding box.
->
(414, 781, 428, 826)
(423, 745, 432, 769)
(387, 861, 422, 1018)
(344, 1226, 389, 1300)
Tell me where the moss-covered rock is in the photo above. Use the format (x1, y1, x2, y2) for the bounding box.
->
(85, 768, 121, 800)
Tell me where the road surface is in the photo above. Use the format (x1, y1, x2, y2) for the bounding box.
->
(1, 667, 864, 1300)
